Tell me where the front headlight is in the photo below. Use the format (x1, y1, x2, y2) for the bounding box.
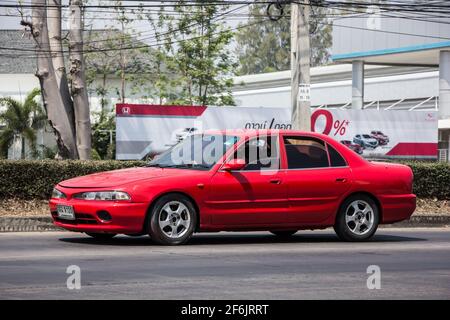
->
(51, 188, 66, 199)
(73, 191, 131, 201)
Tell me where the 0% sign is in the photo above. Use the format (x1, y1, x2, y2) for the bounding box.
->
(311, 110, 350, 137)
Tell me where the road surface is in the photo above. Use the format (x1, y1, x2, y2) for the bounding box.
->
(1, 228, 450, 299)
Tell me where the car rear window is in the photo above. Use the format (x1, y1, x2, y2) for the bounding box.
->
(327, 144, 347, 167)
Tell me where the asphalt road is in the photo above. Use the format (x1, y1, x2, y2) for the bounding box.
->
(0, 228, 450, 300)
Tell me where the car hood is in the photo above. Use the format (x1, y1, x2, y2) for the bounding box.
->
(58, 167, 178, 188)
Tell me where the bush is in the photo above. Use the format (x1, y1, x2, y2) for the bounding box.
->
(0, 160, 145, 199)
(0, 160, 449, 200)
(401, 161, 450, 200)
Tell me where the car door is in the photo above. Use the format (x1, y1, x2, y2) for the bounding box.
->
(206, 134, 288, 226)
(281, 135, 352, 224)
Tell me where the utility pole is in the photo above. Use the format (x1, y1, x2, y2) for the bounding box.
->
(291, 0, 311, 131)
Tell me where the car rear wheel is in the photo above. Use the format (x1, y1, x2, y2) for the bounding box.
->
(85, 232, 116, 240)
(148, 194, 197, 245)
(270, 230, 297, 237)
(334, 195, 379, 241)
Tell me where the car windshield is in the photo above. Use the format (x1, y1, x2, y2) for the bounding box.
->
(363, 135, 372, 138)
(148, 134, 238, 170)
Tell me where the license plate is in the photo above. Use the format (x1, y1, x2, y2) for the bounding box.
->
(57, 205, 75, 220)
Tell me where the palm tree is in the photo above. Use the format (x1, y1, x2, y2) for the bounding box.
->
(0, 88, 47, 159)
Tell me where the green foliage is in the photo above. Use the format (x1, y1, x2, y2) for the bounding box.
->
(0, 160, 449, 201)
(91, 110, 116, 160)
(235, 4, 332, 75)
(85, 1, 236, 107)
(0, 88, 47, 159)
(401, 161, 450, 200)
(145, 1, 237, 106)
(0, 160, 145, 199)
(91, 149, 102, 160)
(85, 2, 151, 106)
(40, 145, 57, 159)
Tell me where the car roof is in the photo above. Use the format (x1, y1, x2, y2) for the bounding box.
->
(202, 129, 368, 166)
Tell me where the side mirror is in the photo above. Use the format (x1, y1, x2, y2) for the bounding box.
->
(222, 159, 246, 171)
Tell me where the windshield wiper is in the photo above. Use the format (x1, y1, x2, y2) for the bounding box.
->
(181, 163, 210, 169)
(147, 163, 210, 169)
(146, 163, 169, 168)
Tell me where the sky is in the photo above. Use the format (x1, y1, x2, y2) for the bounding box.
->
(0, 0, 243, 38)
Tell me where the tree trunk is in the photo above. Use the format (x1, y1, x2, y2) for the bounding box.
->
(69, 0, 92, 160)
(47, 0, 76, 131)
(21, 136, 25, 159)
(24, 0, 79, 159)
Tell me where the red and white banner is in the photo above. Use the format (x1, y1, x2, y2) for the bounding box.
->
(116, 104, 438, 160)
(116, 104, 291, 159)
(311, 109, 438, 159)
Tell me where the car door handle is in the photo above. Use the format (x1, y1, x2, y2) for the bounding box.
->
(269, 179, 282, 185)
(336, 178, 347, 183)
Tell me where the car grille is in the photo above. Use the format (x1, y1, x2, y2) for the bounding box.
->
(51, 211, 98, 225)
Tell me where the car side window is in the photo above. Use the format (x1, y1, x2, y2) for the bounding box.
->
(283, 136, 329, 169)
(327, 144, 347, 167)
(233, 135, 280, 170)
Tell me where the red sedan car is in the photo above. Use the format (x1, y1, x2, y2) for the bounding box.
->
(50, 130, 416, 245)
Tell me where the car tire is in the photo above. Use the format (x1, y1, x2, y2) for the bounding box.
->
(85, 232, 116, 240)
(148, 194, 197, 245)
(334, 194, 379, 242)
(270, 230, 297, 237)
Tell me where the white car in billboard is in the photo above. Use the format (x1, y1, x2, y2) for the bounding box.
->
(353, 134, 379, 149)
(175, 127, 199, 142)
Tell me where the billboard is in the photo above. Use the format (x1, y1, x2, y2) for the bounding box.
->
(311, 109, 438, 159)
(116, 104, 438, 160)
(116, 104, 291, 160)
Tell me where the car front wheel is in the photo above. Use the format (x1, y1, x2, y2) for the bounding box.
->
(334, 195, 379, 241)
(148, 194, 197, 245)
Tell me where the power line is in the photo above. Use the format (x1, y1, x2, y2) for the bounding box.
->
(0, 19, 266, 58)
(2, 1, 450, 57)
(4, 3, 250, 50)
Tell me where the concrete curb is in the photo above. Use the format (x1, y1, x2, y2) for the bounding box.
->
(382, 215, 450, 228)
(0, 215, 449, 232)
(0, 217, 62, 232)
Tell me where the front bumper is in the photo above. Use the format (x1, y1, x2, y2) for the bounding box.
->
(49, 198, 148, 234)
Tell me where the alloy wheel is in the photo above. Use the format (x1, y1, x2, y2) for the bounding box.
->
(345, 200, 375, 236)
(158, 201, 191, 239)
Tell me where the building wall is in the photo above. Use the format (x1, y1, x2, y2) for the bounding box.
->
(332, 14, 450, 61)
(232, 65, 439, 108)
